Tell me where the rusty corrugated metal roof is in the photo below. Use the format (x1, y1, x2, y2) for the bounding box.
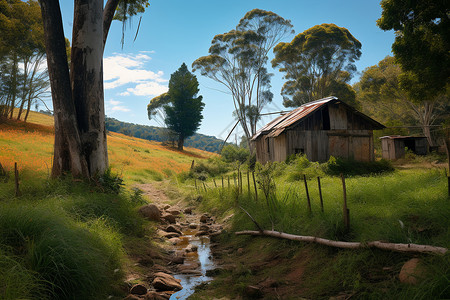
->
(380, 135, 427, 140)
(252, 96, 337, 140)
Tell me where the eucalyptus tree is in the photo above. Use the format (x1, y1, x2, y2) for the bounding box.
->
(272, 23, 361, 107)
(0, 0, 46, 120)
(38, 0, 149, 178)
(357, 56, 449, 147)
(192, 9, 294, 150)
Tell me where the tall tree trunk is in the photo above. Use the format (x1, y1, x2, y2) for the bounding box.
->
(71, 0, 108, 175)
(39, 0, 89, 178)
(178, 135, 184, 151)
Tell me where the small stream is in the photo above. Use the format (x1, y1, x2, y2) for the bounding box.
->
(170, 229, 215, 299)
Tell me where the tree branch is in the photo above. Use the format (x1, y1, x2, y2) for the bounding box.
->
(103, 0, 120, 51)
(235, 230, 447, 255)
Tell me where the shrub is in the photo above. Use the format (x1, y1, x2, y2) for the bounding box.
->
(325, 157, 394, 176)
(221, 145, 250, 164)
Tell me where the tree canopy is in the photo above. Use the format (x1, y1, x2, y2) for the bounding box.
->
(192, 9, 293, 150)
(377, 0, 449, 100)
(148, 63, 204, 151)
(272, 23, 361, 108)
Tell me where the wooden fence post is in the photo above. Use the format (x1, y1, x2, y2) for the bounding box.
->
(213, 178, 217, 188)
(303, 175, 312, 214)
(252, 171, 258, 202)
(340, 173, 350, 231)
(317, 176, 324, 212)
(247, 170, 250, 196)
(203, 181, 207, 193)
(14, 162, 21, 197)
(239, 171, 243, 194)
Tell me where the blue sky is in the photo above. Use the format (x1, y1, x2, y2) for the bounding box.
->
(57, 0, 395, 141)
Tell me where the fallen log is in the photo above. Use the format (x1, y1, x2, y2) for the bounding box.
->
(235, 230, 448, 255)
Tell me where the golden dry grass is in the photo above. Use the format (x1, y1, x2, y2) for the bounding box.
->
(0, 111, 213, 182)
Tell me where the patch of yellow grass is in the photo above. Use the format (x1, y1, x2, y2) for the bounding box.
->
(0, 111, 214, 183)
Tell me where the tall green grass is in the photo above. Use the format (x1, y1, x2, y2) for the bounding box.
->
(0, 170, 146, 299)
(190, 166, 449, 299)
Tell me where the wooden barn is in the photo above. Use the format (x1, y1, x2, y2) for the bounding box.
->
(380, 135, 428, 160)
(252, 97, 385, 164)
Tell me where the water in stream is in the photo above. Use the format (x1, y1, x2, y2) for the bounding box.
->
(170, 230, 215, 299)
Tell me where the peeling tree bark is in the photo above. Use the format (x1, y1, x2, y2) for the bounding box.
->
(235, 230, 448, 255)
(39, 0, 124, 178)
(71, 0, 108, 175)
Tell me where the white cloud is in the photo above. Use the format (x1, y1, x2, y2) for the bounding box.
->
(103, 52, 168, 96)
(106, 99, 130, 113)
(126, 82, 168, 97)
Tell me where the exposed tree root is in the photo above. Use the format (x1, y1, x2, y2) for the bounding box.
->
(235, 230, 448, 255)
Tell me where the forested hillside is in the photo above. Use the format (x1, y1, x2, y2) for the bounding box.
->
(105, 117, 225, 153)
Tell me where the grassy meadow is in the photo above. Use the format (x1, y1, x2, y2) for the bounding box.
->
(0, 112, 212, 299)
(0, 111, 449, 299)
(184, 156, 450, 299)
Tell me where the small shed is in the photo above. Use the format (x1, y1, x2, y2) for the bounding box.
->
(251, 97, 385, 163)
(380, 136, 428, 160)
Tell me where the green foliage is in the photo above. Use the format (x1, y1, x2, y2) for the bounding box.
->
(326, 156, 394, 176)
(193, 9, 293, 142)
(220, 144, 250, 164)
(272, 23, 361, 107)
(190, 157, 230, 180)
(93, 168, 124, 194)
(163, 63, 205, 150)
(285, 154, 326, 181)
(377, 0, 449, 99)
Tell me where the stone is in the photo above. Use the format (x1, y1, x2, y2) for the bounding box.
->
(138, 204, 160, 222)
(399, 258, 426, 285)
(167, 237, 181, 245)
(171, 255, 185, 264)
(130, 283, 148, 295)
(200, 214, 210, 223)
(195, 231, 209, 237)
(145, 291, 169, 300)
(167, 209, 181, 216)
(163, 204, 171, 210)
(189, 223, 198, 229)
(161, 213, 176, 224)
(244, 285, 263, 298)
(199, 224, 210, 231)
(157, 229, 180, 239)
(185, 244, 198, 253)
(184, 207, 193, 214)
(165, 225, 182, 235)
(152, 272, 182, 292)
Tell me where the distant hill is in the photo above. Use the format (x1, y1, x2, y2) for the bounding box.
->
(105, 117, 225, 153)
